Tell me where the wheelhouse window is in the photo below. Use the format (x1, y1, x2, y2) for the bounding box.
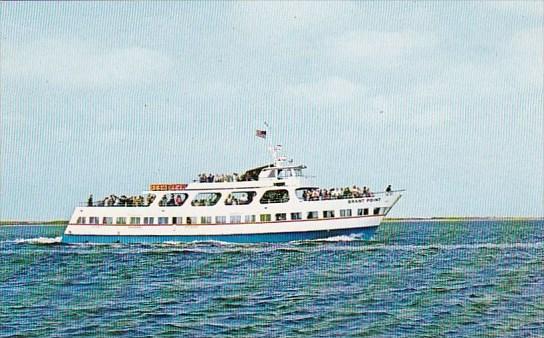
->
(192, 193, 221, 206)
(260, 189, 289, 204)
(277, 169, 293, 179)
(225, 191, 256, 205)
(275, 213, 287, 221)
(323, 210, 335, 218)
(159, 193, 188, 207)
(143, 217, 154, 225)
(260, 214, 271, 222)
(130, 217, 141, 224)
(230, 215, 242, 224)
(373, 208, 380, 215)
(102, 217, 113, 225)
(307, 211, 318, 219)
(340, 209, 352, 217)
(215, 216, 227, 224)
(244, 215, 256, 223)
(291, 212, 302, 220)
(116, 217, 126, 224)
(158, 217, 168, 225)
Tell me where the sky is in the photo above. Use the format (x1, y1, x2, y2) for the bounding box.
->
(1, 2, 543, 220)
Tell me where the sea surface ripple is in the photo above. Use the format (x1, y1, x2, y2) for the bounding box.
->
(0, 220, 543, 337)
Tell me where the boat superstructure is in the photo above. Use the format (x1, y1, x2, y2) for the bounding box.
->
(62, 153, 403, 244)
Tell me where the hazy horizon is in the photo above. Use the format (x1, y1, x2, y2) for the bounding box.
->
(1, 2, 543, 220)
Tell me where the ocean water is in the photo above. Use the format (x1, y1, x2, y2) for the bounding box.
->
(0, 221, 543, 338)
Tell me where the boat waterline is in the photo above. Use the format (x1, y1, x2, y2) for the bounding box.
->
(62, 225, 378, 244)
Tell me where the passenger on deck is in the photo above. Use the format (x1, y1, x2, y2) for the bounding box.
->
(386, 185, 392, 193)
(175, 194, 183, 206)
(167, 194, 175, 206)
(146, 194, 156, 206)
(87, 194, 93, 207)
(159, 195, 168, 207)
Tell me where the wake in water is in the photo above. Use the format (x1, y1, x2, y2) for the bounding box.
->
(5, 235, 543, 255)
(348, 242, 544, 252)
(12, 236, 63, 245)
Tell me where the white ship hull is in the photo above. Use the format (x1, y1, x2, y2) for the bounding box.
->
(63, 215, 384, 243)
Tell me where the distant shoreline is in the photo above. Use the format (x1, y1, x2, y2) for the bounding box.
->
(1, 216, 542, 226)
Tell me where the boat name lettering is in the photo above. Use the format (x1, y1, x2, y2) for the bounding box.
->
(150, 183, 188, 191)
(348, 197, 381, 204)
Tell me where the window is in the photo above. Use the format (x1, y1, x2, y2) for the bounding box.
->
(225, 191, 256, 205)
(244, 215, 256, 223)
(172, 217, 183, 225)
(373, 208, 380, 215)
(159, 193, 188, 207)
(230, 215, 242, 224)
(278, 169, 293, 179)
(291, 212, 302, 220)
(186, 217, 197, 225)
(357, 209, 364, 216)
(130, 217, 141, 224)
(382, 207, 389, 214)
(116, 217, 126, 224)
(260, 189, 289, 204)
(76, 217, 86, 224)
(275, 213, 287, 221)
(215, 216, 227, 224)
(89, 217, 100, 224)
(158, 217, 168, 225)
(307, 211, 318, 219)
(192, 193, 221, 206)
(260, 214, 271, 222)
(323, 210, 335, 218)
(340, 209, 352, 217)
(102, 217, 113, 225)
(200, 216, 212, 224)
(364, 208, 369, 216)
(143, 217, 154, 225)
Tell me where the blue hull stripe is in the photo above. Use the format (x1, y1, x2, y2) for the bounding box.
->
(62, 226, 378, 244)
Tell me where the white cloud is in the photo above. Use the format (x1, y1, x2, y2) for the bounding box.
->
(332, 31, 436, 67)
(286, 77, 362, 106)
(2, 39, 175, 88)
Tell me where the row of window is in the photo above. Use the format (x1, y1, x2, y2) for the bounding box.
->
(76, 207, 388, 225)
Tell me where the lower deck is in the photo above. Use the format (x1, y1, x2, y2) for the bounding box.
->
(62, 225, 378, 244)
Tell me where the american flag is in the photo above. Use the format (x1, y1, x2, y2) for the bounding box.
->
(256, 129, 267, 138)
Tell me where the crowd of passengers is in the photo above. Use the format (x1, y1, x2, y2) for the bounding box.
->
(302, 185, 392, 201)
(196, 173, 253, 183)
(88, 194, 156, 207)
(158, 194, 186, 207)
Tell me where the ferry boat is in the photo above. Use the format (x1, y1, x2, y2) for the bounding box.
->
(62, 150, 403, 244)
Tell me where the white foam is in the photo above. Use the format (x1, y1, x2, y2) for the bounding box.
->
(13, 236, 63, 244)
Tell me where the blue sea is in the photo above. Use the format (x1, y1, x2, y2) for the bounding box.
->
(1, 220, 543, 337)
